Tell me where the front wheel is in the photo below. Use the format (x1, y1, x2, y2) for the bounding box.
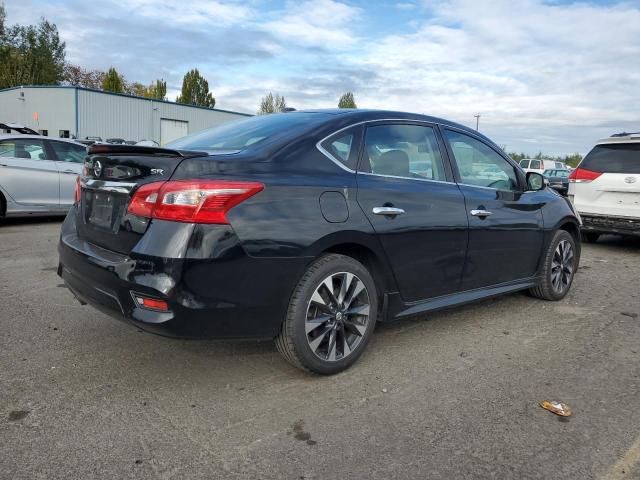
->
(529, 230, 578, 301)
(275, 254, 378, 374)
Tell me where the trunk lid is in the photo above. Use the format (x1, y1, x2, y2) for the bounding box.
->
(76, 145, 205, 254)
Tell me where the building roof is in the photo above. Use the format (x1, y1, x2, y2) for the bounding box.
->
(0, 85, 253, 117)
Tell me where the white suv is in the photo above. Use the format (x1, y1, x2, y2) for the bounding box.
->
(519, 158, 566, 175)
(568, 133, 640, 242)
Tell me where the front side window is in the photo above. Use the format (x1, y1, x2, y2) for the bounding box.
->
(362, 124, 447, 181)
(444, 130, 519, 191)
(50, 141, 87, 163)
(0, 139, 47, 160)
(519, 159, 529, 168)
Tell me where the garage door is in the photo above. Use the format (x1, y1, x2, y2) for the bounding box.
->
(160, 119, 189, 145)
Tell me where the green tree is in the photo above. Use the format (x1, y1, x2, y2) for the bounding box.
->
(258, 92, 287, 114)
(338, 91, 357, 108)
(101, 67, 124, 93)
(176, 69, 215, 108)
(0, 6, 66, 89)
(146, 79, 166, 100)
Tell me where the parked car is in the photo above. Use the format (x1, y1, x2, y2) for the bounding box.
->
(0, 122, 40, 135)
(0, 135, 87, 217)
(58, 110, 581, 374)
(543, 168, 570, 196)
(106, 138, 126, 145)
(568, 133, 640, 242)
(519, 158, 566, 175)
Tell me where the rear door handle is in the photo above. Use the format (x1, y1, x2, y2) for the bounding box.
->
(0, 163, 7, 167)
(373, 206, 405, 216)
(470, 209, 493, 217)
(62, 170, 77, 174)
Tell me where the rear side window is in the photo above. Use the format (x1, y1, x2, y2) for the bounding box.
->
(320, 127, 361, 170)
(519, 159, 529, 168)
(0, 139, 47, 160)
(362, 124, 447, 181)
(50, 141, 87, 163)
(581, 143, 640, 174)
(529, 160, 541, 169)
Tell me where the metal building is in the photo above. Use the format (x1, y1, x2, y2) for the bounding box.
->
(0, 86, 251, 145)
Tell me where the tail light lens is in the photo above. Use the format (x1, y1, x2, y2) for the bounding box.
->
(568, 168, 602, 183)
(74, 176, 82, 204)
(127, 180, 264, 224)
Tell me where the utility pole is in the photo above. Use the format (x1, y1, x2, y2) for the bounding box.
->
(474, 113, 481, 131)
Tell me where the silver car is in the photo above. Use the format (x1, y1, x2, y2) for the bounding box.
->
(0, 134, 87, 217)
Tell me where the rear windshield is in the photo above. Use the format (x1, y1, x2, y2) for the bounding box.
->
(581, 143, 640, 173)
(166, 112, 331, 153)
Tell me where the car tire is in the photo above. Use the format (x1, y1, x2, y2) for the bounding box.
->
(583, 232, 600, 243)
(275, 254, 378, 375)
(529, 230, 578, 301)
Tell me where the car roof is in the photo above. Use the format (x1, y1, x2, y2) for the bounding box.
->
(0, 134, 86, 146)
(286, 108, 500, 146)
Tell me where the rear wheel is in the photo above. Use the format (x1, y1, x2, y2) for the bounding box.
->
(275, 254, 378, 374)
(583, 232, 600, 243)
(530, 230, 577, 301)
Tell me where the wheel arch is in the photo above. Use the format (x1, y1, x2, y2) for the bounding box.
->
(304, 232, 398, 300)
(0, 190, 6, 217)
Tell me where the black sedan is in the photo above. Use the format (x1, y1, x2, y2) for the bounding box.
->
(58, 110, 581, 374)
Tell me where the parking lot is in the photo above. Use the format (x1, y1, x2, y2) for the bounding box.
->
(0, 218, 638, 479)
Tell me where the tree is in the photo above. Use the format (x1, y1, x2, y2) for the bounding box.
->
(146, 79, 166, 100)
(0, 7, 66, 89)
(101, 67, 124, 93)
(258, 92, 287, 114)
(338, 92, 357, 109)
(176, 69, 215, 108)
(63, 63, 104, 89)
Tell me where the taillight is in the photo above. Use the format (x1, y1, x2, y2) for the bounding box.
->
(568, 168, 602, 183)
(127, 180, 264, 224)
(74, 176, 82, 204)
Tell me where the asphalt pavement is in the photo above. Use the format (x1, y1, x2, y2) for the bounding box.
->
(1, 217, 639, 479)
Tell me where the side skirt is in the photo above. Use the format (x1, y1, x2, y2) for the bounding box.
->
(383, 277, 540, 321)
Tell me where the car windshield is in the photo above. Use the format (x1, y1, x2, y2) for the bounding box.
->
(581, 143, 640, 173)
(166, 112, 331, 153)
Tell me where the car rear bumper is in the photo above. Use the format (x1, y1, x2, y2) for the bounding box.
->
(580, 213, 640, 237)
(57, 211, 304, 339)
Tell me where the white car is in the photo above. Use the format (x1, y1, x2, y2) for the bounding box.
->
(568, 133, 640, 242)
(0, 134, 87, 218)
(519, 158, 567, 175)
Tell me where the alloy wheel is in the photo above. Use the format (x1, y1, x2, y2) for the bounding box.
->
(551, 239, 574, 294)
(305, 272, 371, 362)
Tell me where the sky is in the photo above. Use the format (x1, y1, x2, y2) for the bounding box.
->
(5, 0, 640, 155)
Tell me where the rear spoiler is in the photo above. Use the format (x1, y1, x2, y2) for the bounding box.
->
(88, 144, 206, 158)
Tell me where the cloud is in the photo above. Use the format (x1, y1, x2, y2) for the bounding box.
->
(261, 0, 361, 47)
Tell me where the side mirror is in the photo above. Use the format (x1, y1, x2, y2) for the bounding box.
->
(526, 172, 545, 191)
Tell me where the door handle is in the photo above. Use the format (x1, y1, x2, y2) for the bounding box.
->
(0, 163, 7, 167)
(62, 170, 77, 174)
(470, 209, 493, 217)
(373, 206, 405, 216)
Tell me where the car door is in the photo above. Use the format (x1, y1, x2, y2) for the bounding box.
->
(48, 140, 87, 207)
(356, 122, 468, 302)
(442, 128, 545, 290)
(0, 137, 60, 208)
